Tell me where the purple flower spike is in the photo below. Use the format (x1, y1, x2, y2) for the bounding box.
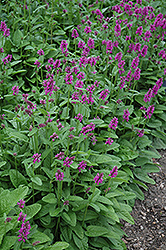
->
(32, 153, 41, 164)
(55, 169, 64, 181)
(18, 221, 31, 242)
(109, 166, 118, 178)
(109, 117, 118, 130)
(17, 199, 25, 209)
(123, 109, 130, 122)
(93, 172, 104, 185)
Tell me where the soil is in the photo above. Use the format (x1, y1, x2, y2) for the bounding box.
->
(121, 150, 166, 250)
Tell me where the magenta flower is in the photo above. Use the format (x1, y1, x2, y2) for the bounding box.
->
(3, 28, 10, 37)
(0, 47, 4, 53)
(105, 138, 114, 145)
(141, 45, 148, 57)
(55, 152, 65, 160)
(115, 52, 123, 62)
(34, 60, 41, 67)
(133, 68, 141, 81)
(84, 26, 92, 33)
(60, 40, 68, 55)
(80, 123, 95, 135)
(78, 40, 85, 49)
(109, 117, 118, 130)
(55, 169, 64, 181)
(37, 49, 44, 55)
(65, 73, 73, 85)
(137, 129, 144, 137)
(72, 29, 79, 38)
(136, 26, 143, 36)
(94, 173, 104, 185)
(109, 166, 118, 178)
(77, 72, 85, 80)
(32, 153, 41, 164)
(63, 156, 75, 168)
(18, 221, 31, 242)
(0, 21, 7, 31)
(2, 54, 12, 64)
(144, 88, 153, 102)
(75, 113, 83, 122)
(131, 56, 139, 69)
(78, 161, 87, 172)
(99, 89, 110, 100)
(17, 199, 25, 209)
(17, 212, 26, 222)
(5, 217, 12, 223)
(144, 105, 155, 119)
(123, 109, 130, 122)
(12, 85, 19, 96)
(63, 200, 69, 205)
(50, 132, 58, 141)
(87, 37, 95, 49)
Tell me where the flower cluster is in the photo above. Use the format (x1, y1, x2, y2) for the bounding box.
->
(63, 156, 75, 168)
(55, 169, 64, 181)
(109, 166, 118, 178)
(94, 173, 104, 185)
(109, 117, 118, 130)
(32, 153, 41, 164)
(0, 21, 10, 36)
(78, 161, 87, 172)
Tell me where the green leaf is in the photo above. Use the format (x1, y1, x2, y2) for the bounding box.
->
(85, 226, 108, 237)
(9, 169, 28, 187)
(135, 157, 149, 166)
(73, 234, 88, 250)
(134, 168, 155, 184)
(24, 203, 41, 220)
(31, 176, 42, 186)
(0, 161, 6, 168)
(70, 222, 84, 239)
(89, 203, 100, 212)
(142, 163, 160, 173)
(42, 193, 57, 204)
(147, 119, 162, 128)
(13, 29, 23, 46)
(31, 230, 51, 244)
(28, 127, 38, 136)
(49, 207, 61, 217)
(72, 201, 88, 211)
(129, 183, 144, 200)
(140, 149, 161, 159)
(0, 186, 29, 216)
(44, 242, 69, 250)
(62, 211, 76, 227)
(116, 210, 135, 224)
(97, 196, 113, 205)
(1, 236, 18, 250)
(9, 131, 28, 142)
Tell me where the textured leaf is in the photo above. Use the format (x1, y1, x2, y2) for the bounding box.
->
(1, 236, 18, 250)
(31, 176, 42, 186)
(116, 210, 135, 224)
(42, 193, 57, 204)
(9, 169, 28, 188)
(85, 226, 108, 237)
(13, 29, 23, 46)
(44, 242, 69, 250)
(0, 186, 28, 216)
(24, 203, 42, 220)
(0, 161, 6, 168)
(134, 168, 156, 184)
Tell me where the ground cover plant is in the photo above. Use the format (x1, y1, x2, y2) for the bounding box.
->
(0, 0, 166, 249)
